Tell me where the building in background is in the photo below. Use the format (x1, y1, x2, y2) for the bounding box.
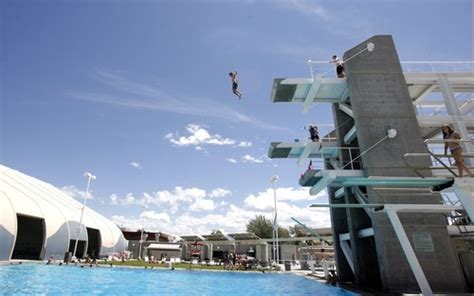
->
(0, 165, 128, 261)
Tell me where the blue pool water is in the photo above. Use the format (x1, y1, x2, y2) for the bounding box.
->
(0, 264, 358, 295)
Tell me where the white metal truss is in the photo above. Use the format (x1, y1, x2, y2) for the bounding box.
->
(339, 234, 355, 273)
(442, 178, 474, 223)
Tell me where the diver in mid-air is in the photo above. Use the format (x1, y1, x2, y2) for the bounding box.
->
(229, 71, 242, 99)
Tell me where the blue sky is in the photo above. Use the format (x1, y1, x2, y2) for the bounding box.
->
(2, 0, 472, 236)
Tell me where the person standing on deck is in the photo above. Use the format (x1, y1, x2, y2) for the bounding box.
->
(330, 55, 345, 78)
(308, 125, 319, 142)
(442, 124, 473, 177)
(229, 71, 242, 99)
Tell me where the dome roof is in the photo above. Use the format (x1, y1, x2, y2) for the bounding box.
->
(0, 165, 127, 260)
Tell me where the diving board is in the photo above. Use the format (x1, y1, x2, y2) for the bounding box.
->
(271, 78, 350, 104)
(307, 170, 364, 195)
(307, 172, 455, 196)
(268, 141, 339, 161)
(341, 176, 454, 188)
(299, 169, 323, 187)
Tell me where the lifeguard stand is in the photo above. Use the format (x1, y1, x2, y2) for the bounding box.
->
(268, 35, 474, 294)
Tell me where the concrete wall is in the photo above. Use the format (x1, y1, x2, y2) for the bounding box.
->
(343, 35, 466, 293)
(147, 249, 181, 260)
(280, 244, 297, 262)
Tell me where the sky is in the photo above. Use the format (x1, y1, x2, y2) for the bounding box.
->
(1, 0, 473, 237)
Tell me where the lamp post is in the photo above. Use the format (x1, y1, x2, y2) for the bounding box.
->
(72, 172, 96, 260)
(138, 202, 148, 260)
(271, 175, 279, 266)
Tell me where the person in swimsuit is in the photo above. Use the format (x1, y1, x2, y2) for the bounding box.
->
(229, 71, 242, 99)
(308, 125, 319, 142)
(442, 125, 473, 177)
(330, 55, 345, 78)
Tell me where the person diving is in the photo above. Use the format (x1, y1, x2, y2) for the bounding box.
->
(229, 71, 242, 99)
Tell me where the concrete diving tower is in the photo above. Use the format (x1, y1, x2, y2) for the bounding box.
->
(267, 35, 473, 294)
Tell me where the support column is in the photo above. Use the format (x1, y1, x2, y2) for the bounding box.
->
(208, 243, 213, 260)
(345, 188, 382, 288)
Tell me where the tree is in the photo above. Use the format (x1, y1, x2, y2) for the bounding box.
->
(246, 215, 274, 238)
(246, 215, 291, 239)
(289, 225, 309, 237)
(278, 226, 290, 238)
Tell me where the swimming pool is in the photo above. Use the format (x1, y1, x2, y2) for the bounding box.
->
(0, 264, 358, 295)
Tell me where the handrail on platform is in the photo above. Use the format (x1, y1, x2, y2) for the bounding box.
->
(425, 139, 474, 144)
(403, 152, 458, 177)
(306, 60, 473, 78)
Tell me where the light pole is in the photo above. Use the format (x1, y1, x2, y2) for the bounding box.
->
(138, 202, 148, 260)
(271, 175, 279, 266)
(72, 172, 96, 260)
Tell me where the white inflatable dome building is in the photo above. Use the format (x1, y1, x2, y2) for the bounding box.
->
(0, 165, 127, 261)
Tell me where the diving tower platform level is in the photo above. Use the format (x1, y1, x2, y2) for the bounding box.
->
(272, 73, 474, 106)
(299, 168, 456, 196)
(268, 141, 339, 166)
(272, 78, 349, 112)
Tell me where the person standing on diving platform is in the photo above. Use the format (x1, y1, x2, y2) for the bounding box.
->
(229, 71, 242, 99)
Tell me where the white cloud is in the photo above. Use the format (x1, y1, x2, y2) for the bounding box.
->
(270, 0, 372, 40)
(189, 199, 215, 212)
(111, 215, 142, 230)
(244, 187, 326, 211)
(142, 186, 220, 214)
(273, 0, 329, 20)
(108, 187, 330, 236)
(121, 193, 136, 205)
(141, 211, 171, 223)
(109, 193, 118, 205)
(237, 141, 252, 148)
(130, 161, 142, 169)
(70, 69, 290, 132)
(62, 185, 93, 200)
(226, 158, 237, 164)
(209, 188, 232, 198)
(166, 124, 236, 147)
(108, 192, 139, 206)
(241, 154, 264, 164)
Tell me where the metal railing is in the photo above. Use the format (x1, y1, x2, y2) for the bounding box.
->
(323, 146, 361, 170)
(296, 144, 361, 171)
(400, 61, 474, 73)
(306, 60, 474, 78)
(306, 60, 340, 79)
(403, 152, 461, 178)
(403, 139, 474, 178)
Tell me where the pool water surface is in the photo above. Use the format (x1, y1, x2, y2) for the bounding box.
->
(0, 264, 358, 295)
